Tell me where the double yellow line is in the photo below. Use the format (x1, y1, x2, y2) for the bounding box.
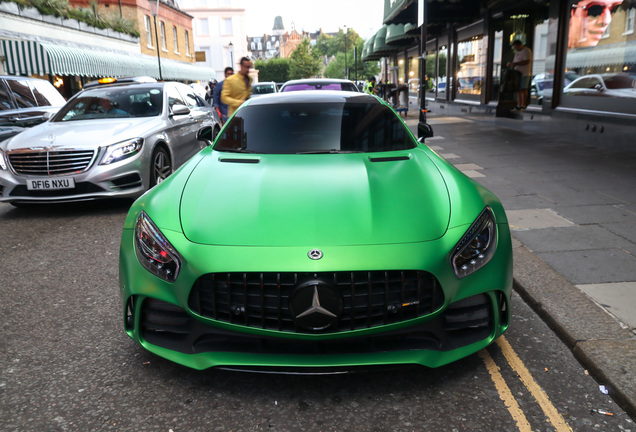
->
(479, 336, 573, 432)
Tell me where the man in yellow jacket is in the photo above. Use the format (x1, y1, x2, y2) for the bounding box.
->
(221, 57, 254, 117)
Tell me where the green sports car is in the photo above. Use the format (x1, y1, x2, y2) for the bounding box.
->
(119, 91, 512, 372)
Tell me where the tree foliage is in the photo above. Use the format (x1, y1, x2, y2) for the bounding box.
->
(324, 39, 380, 81)
(255, 58, 291, 83)
(288, 38, 322, 79)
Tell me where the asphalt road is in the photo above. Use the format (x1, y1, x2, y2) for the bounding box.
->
(0, 199, 633, 431)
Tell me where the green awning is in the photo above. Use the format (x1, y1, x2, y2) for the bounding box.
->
(362, 35, 382, 62)
(373, 25, 401, 56)
(386, 23, 417, 45)
(1, 39, 215, 81)
(404, 22, 420, 37)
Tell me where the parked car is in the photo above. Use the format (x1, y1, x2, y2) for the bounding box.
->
(0, 77, 221, 205)
(563, 73, 636, 98)
(530, 72, 579, 103)
(0, 75, 66, 139)
(251, 81, 278, 98)
(119, 90, 513, 372)
(280, 78, 359, 92)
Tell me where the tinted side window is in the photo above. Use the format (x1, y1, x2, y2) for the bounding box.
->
(6, 80, 37, 108)
(0, 80, 16, 111)
(30, 80, 66, 106)
(571, 77, 600, 89)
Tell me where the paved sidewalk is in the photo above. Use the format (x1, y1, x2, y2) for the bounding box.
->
(406, 112, 636, 420)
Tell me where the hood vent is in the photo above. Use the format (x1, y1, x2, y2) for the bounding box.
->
(369, 156, 410, 163)
(219, 158, 260, 164)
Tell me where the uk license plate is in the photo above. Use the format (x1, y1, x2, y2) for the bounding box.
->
(26, 177, 75, 190)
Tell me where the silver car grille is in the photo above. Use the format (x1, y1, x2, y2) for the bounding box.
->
(8, 150, 95, 176)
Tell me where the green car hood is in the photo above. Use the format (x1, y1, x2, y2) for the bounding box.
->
(180, 150, 451, 246)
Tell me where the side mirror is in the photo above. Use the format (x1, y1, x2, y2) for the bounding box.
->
(42, 112, 52, 121)
(171, 104, 191, 116)
(196, 125, 214, 145)
(417, 122, 434, 142)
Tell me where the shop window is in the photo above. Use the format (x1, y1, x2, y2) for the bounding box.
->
(563, 0, 636, 115)
(436, 45, 448, 99)
(491, 30, 503, 102)
(408, 56, 420, 106)
(424, 51, 436, 99)
(457, 35, 485, 99)
(529, 20, 549, 106)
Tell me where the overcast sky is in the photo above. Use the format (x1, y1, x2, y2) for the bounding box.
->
(242, 0, 385, 39)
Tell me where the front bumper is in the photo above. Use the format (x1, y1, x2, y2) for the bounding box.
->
(119, 222, 513, 371)
(0, 148, 149, 204)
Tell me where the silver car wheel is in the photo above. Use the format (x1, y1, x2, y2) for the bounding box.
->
(151, 147, 172, 187)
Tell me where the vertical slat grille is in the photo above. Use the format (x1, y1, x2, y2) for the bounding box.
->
(8, 150, 95, 175)
(188, 271, 444, 334)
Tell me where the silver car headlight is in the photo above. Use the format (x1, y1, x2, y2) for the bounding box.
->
(134, 211, 181, 282)
(0, 148, 7, 170)
(451, 207, 497, 279)
(100, 138, 143, 165)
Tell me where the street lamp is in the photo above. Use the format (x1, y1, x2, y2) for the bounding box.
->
(343, 25, 348, 80)
(150, 0, 162, 80)
(228, 41, 234, 67)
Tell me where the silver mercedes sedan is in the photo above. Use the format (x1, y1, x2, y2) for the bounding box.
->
(0, 78, 221, 205)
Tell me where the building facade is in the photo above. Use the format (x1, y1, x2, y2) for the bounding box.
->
(0, 0, 215, 97)
(177, 0, 249, 82)
(363, 0, 636, 139)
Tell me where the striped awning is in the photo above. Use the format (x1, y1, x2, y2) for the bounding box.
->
(566, 43, 636, 68)
(1, 39, 215, 81)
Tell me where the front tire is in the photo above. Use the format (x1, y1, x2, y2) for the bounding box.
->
(150, 146, 172, 188)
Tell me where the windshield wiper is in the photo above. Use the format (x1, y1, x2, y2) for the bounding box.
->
(218, 148, 262, 154)
(296, 150, 360, 154)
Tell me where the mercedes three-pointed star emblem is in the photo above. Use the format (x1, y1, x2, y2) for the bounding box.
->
(290, 281, 342, 331)
(296, 286, 337, 321)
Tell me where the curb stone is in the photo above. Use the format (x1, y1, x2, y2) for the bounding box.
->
(512, 239, 636, 421)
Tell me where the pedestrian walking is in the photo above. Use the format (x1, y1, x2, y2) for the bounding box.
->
(221, 57, 253, 118)
(213, 67, 234, 123)
(205, 81, 215, 104)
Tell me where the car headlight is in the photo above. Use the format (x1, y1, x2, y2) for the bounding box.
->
(0, 148, 7, 170)
(100, 138, 143, 165)
(451, 207, 497, 279)
(134, 211, 181, 282)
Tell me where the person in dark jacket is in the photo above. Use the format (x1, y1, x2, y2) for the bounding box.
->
(213, 67, 234, 122)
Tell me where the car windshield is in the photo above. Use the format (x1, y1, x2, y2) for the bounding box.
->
(53, 86, 163, 121)
(282, 82, 358, 92)
(214, 101, 415, 154)
(253, 84, 276, 95)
